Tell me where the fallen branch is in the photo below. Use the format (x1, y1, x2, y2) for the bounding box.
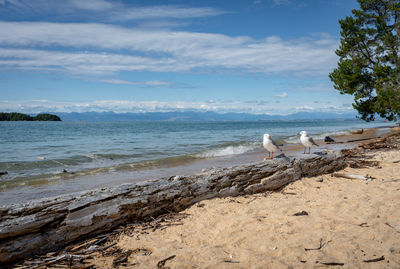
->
(332, 173, 374, 181)
(157, 255, 176, 268)
(363, 256, 385, 263)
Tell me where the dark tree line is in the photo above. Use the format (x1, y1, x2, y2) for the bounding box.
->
(0, 113, 61, 121)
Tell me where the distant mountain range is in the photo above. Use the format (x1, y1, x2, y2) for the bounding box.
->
(51, 111, 359, 121)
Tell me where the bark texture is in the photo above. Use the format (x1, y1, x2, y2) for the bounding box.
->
(0, 151, 345, 263)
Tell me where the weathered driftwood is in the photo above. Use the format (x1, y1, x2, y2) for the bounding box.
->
(0, 151, 345, 264)
(332, 172, 374, 181)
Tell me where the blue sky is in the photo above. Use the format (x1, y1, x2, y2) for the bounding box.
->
(0, 0, 360, 114)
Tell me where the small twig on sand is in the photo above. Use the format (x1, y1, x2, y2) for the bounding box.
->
(157, 255, 176, 268)
(112, 250, 133, 267)
(282, 192, 297, 195)
(393, 160, 400, 163)
(363, 256, 385, 263)
(384, 178, 400, 183)
(305, 239, 328, 251)
(332, 173, 375, 181)
(385, 222, 400, 233)
(224, 259, 240, 263)
(79, 242, 117, 254)
(320, 262, 344, 266)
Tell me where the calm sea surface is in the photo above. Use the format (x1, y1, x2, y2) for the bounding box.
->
(0, 120, 393, 205)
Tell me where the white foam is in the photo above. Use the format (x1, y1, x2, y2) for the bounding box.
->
(196, 144, 256, 158)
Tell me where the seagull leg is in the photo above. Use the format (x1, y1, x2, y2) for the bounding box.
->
(308, 147, 311, 154)
(303, 147, 306, 154)
(271, 152, 274, 159)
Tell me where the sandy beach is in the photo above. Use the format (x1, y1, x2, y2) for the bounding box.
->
(75, 129, 399, 269)
(13, 128, 400, 269)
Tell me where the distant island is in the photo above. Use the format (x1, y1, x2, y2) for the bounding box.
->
(0, 112, 61, 121)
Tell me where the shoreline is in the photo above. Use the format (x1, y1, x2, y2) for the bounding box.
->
(3, 127, 400, 266)
(0, 124, 397, 206)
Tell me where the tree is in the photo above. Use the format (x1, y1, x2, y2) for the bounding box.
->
(34, 113, 61, 121)
(330, 0, 400, 121)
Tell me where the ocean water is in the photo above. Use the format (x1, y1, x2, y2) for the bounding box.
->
(0, 120, 393, 204)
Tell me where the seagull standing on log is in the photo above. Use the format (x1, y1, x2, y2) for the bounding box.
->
(263, 133, 281, 160)
(299, 131, 318, 154)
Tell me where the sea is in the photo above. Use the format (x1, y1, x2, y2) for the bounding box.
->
(0, 119, 394, 205)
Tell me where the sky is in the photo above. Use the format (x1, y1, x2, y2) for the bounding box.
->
(0, 0, 361, 115)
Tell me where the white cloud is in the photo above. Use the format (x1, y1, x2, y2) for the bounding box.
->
(295, 105, 314, 110)
(274, 92, 288, 98)
(99, 79, 173, 87)
(0, 1, 225, 21)
(0, 99, 354, 115)
(0, 21, 338, 76)
(112, 6, 226, 21)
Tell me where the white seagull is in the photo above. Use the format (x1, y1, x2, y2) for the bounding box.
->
(263, 133, 281, 160)
(299, 130, 319, 154)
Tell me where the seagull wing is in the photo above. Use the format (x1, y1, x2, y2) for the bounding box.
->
(308, 137, 319, 146)
(271, 139, 282, 150)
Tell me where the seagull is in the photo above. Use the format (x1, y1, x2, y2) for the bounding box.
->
(263, 133, 281, 160)
(299, 131, 319, 154)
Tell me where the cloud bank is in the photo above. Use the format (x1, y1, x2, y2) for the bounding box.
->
(0, 99, 353, 115)
(0, 21, 338, 76)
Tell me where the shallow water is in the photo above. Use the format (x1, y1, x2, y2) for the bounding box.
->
(0, 120, 393, 205)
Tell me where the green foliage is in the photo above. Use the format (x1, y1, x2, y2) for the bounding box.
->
(330, 0, 400, 121)
(0, 112, 33, 121)
(0, 112, 61, 121)
(34, 113, 61, 121)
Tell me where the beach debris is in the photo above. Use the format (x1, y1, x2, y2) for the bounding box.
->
(393, 160, 400, 163)
(224, 259, 240, 263)
(316, 178, 324, 182)
(363, 255, 385, 263)
(332, 173, 375, 181)
(320, 261, 344, 266)
(21, 254, 93, 269)
(385, 178, 400, 183)
(157, 255, 176, 268)
(385, 222, 400, 233)
(197, 203, 205, 207)
(293, 210, 309, 216)
(304, 238, 329, 251)
(351, 129, 364, 135)
(349, 159, 380, 168)
(112, 249, 133, 267)
(0, 171, 7, 176)
(281, 191, 297, 195)
(358, 222, 369, 227)
(324, 136, 335, 143)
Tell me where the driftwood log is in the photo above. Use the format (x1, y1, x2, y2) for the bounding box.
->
(0, 151, 345, 264)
